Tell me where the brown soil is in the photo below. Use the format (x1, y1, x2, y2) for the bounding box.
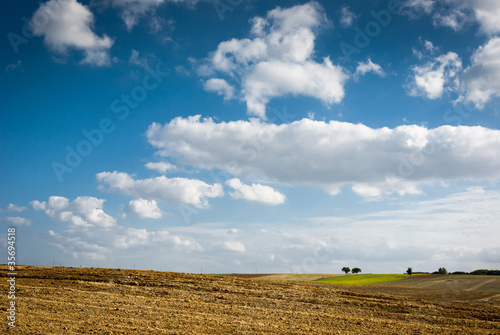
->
(1, 266, 499, 334)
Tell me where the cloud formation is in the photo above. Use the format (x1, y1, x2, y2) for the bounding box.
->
(0, 204, 26, 213)
(354, 58, 385, 79)
(49, 225, 201, 260)
(199, 2, 348, 119)
(147, 116, 500, 197)
(31, 196, 116, 227)
(460, 37, 500, 108)
(127, 199, 162, 219)
(96, 171, 224, 208)
(31, 0, 114, 66)
(407, 51, 462, 99)
(111, 0, 197, 31)
(226, 178, 286, 205)
(403, 0, 500, 35)
(145, 162, 177, 174)
(223, 241, 245, 253)
(339, 6, 357, 28)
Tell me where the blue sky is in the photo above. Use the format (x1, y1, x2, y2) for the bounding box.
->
(1, 0, 499, 274)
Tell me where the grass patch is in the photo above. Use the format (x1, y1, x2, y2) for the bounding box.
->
(316, 274, 410, 285)
(255, 274, 341, 282)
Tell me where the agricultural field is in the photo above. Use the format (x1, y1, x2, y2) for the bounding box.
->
(1, 266, 500, 334)
(315, 274, 411, 285)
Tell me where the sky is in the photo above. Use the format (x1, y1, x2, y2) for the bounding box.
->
(1, 0, 499, 274)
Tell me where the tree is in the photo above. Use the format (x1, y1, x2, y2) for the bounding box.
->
(342, 267, 350, 274)
(407, 267, 412, 276)
(352, 267, 362, 274)
(437, 267, 448, 275)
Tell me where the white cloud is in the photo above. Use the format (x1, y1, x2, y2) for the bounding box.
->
(405, 0, 500, 35)
(0, 203, 26, 213)
(412, 39, 439, 60)
(32, 196, 116, 228)
(147, 115, 500, 197)
(127, 198, 162, 219)
(460, 37, 500, 108)
(339, 6, 357, 28)
(111, 0, 197, 31)
(400, 0, 435, 17)
(113, 227, 201, 250)
(224, 241, 245, 252)
(48, 225, 202, 261)
(203, 78, 235, 101)
(226, 178, 286, 205)
(145, 161, 177, 174)
(112, 0, 165, 30)
(96, 171, 224, 208)
(31, 0, 114, 66)
(166, 188, 500, 273)
(1, 217, 32, 226)
(432, 7, 471, 31)
(407, 52, 462, 99)
(199, 2, 348, 119)
(354, 58, 385, 78)
(465, 0, 500, 35)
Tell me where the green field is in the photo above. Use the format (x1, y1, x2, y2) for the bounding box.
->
(254, 273, 341, 282)
(316, 274, 410, 285)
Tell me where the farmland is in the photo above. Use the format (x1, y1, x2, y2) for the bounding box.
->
(1, 266, 500, 334)
(256, 273, 411, 285)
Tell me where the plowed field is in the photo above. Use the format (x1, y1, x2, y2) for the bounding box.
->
(1, 266, 499, 334)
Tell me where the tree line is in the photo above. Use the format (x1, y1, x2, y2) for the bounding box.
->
(406, 267, 500, 276)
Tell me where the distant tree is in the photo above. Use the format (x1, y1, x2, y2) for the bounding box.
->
(352, 267, 362, 274)
(342, 267, 350, 274)
(471, 269, 488, 275)
(406, 267, 412, 276)
(437, 267, 448, 275)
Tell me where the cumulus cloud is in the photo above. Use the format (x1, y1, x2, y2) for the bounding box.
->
(223, 241, 245, 252)
(127, 198, 162, 219)
(147, 115, 500, 197)
(204, 78, 235, 101)
(407, 51, 462, 99)
(96, 171, 224, 208)
(460, 37, 500, 108)
(339, 6, 357, 28)
(30, 0, 114, 66)
(354, 58, 385, 79)
(455, 0, 500, 35)
(226, 178, 286, 205)
(0, 203, 26, 213)
(199, 2, 348, 119)
(145, 161, 177, 174)
(31, 196, 116, 228)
